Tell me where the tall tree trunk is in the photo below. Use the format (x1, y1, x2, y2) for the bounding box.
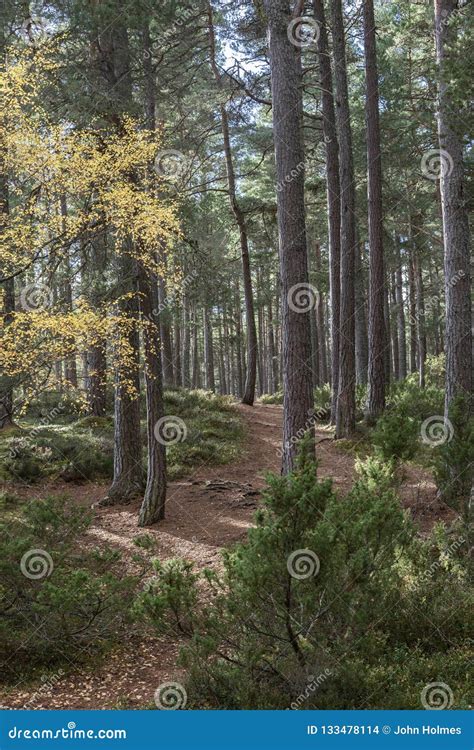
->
(207, 2, 257, 405)
(139, 277, 166, 523)
(364, 0, 385, 423)
(60, 194, 78, 388)
(0, 19, 14, 428)
(234, 279, 244, 397)
(314, 242, 328, 385)
(203, 305, 215, 391)
(268, 293, 278, 393)
(157, 276, 174, 387)
(408, 246, 417, 373)
(355, 239, 368, 385)
(390, 272, 400, 380)
(191, 306, 200, 388)
(137, 263, 166, 526)
(314, 0, 340, 418)
(105, 255, 143, 503)
(93, 13, 143, 503)
(395, 236, 407, 380)
(0, 150, 14, 428)
(264, 0, 315, 471)
(174, 312, 182, 387)
(332, 0, 356, 437)
(182, 293, 191, 387)
(434, 0, 472, 414)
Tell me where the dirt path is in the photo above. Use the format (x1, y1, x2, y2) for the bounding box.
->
(0, 403, 449, 709)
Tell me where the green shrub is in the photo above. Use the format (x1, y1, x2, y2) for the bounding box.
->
(140, 444, 472, 709)
(259, 391, 283, 405)
(433, 396, 474, 532)
(387, 381, 444, 423)
(0, 496, 138, 677)
(135, 558, 198, 636)
(2, 437, 47, 482)
(0, 427, 114, 483)
(372, 409, 419, 461)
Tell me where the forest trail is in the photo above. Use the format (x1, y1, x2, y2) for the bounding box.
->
(1, 404, 446, 710)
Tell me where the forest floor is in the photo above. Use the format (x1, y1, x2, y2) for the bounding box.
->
(0, 403, 453, 710)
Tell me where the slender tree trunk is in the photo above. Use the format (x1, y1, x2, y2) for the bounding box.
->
(158, 276, 174, 387)
(332, 0, 356, 437)
(314, 0, 340, 420)
(434, 0, 472, 414)
(93, 14, 143, 503)
(0, 155, 14, 428)
(137, 262, 166, 526)
(182, 294, 191, 387)
(314, 242, 328, 384)
(264, 0, 315, 471)
(390, 272, 400, 380)
(207, 2, 257, 405)
(203, 305, 215, 391)
(217, 314, 227, 394)
(0, 23, 14, 429)
(191, 306, 200, 389)
(364, 0, 385, 423)
(355, 239, 368, 385)
(408, 245, 417, 373)
(234, 279, 244, 397)
(174, 312, 182, 387)
(395, 236, 407, 380)
(268, 293, 278, 393)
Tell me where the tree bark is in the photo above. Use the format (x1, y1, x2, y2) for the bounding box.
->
(92, 11, 143, 503)
(395, 236, 407, 380)
(331, 0, 356, 437)
(434, 0, 472, 414)
(264, 0, 315, 472)
(355, 239, 368, 385)
(137, 263, 166, 526)
(364, 0, 385, 423)
(314, 242, 328, 384)
(207, 2, 257, 405)
(314, 0, 340, 417)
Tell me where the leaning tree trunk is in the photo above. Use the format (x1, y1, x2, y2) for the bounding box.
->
(364, 0, 386, 423)
(331, 0, 356, 437)
(207, 2, 257, 405)
(264, 0, 315, 472)
(314, 0, 341, 420)
(434, 0, 472, 415)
